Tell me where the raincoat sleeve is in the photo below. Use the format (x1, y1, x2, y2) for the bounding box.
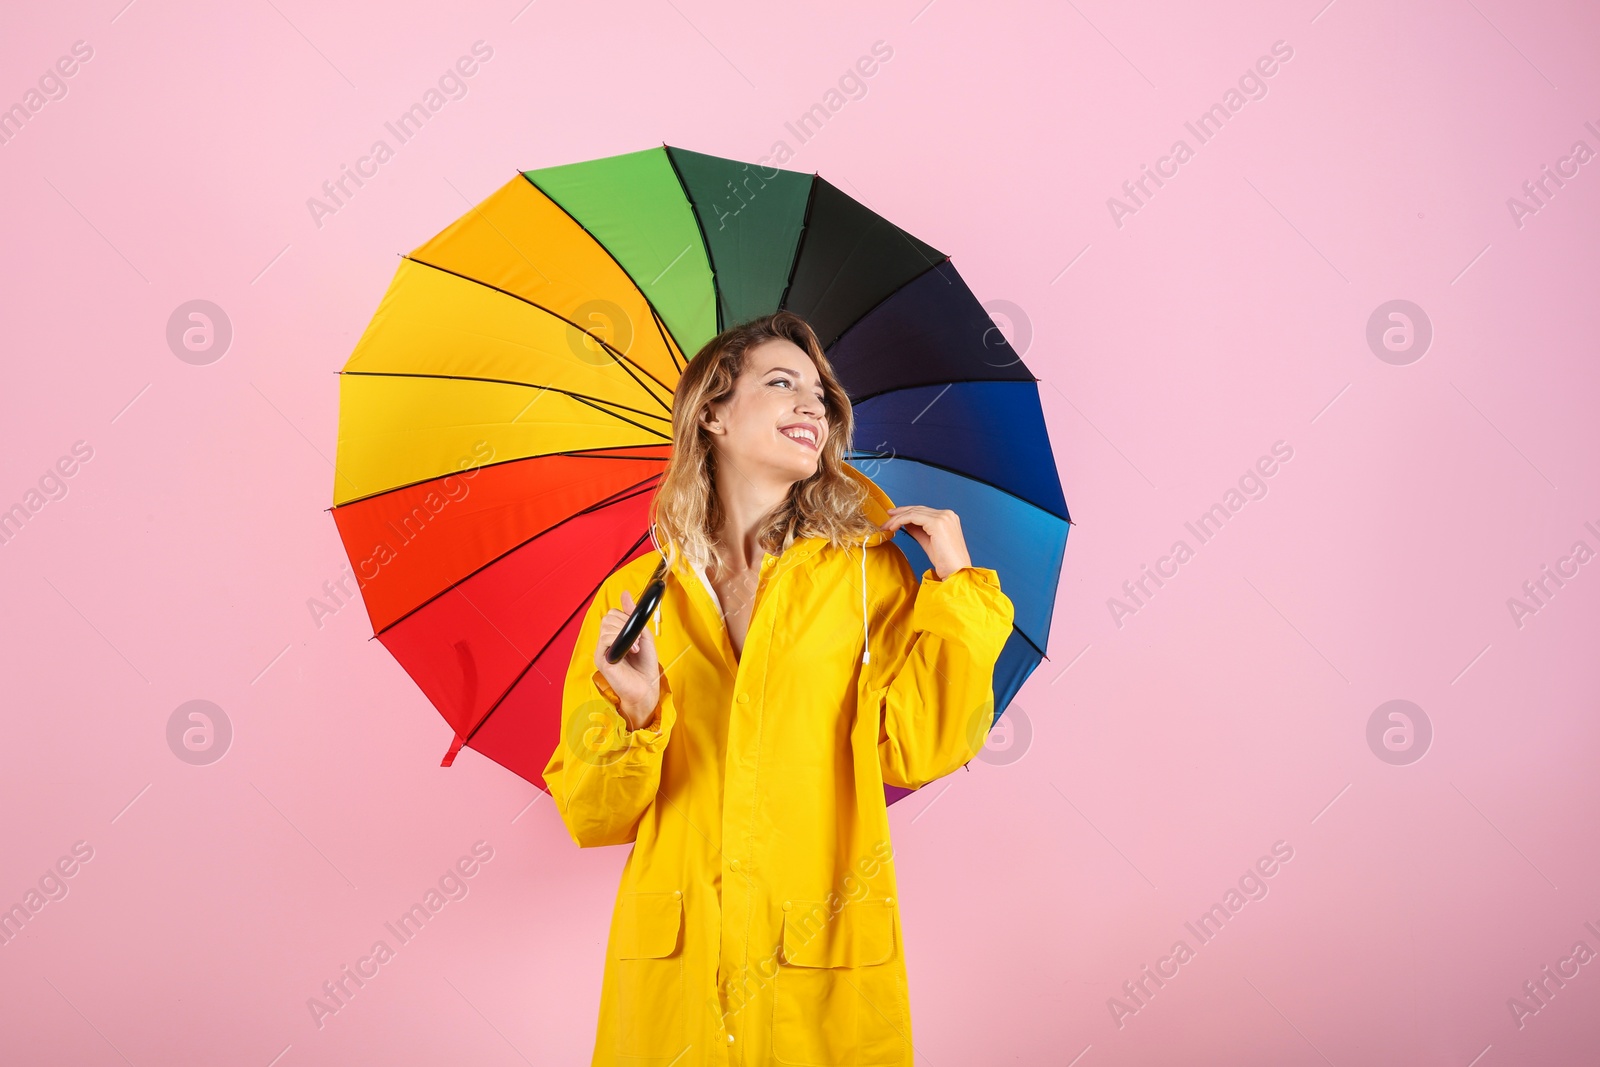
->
(869, 548, 1016, 790)
(540, 578, 677, 849)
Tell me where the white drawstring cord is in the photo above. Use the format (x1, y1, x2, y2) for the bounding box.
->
(860, 533, 870, 665)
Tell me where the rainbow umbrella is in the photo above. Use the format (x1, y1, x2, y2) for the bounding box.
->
(331, 145, 1069, 805)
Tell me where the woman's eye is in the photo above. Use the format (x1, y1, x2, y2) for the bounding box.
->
(770, 378, 826, 406)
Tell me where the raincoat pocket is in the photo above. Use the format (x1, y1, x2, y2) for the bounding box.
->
(773, 900, 906, 1066)
(613, 890, 685, 1056)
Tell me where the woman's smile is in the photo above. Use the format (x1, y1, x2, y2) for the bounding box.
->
(779, 422, 820, 451)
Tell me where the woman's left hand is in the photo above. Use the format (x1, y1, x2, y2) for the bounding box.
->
(880, 505, 972, 580)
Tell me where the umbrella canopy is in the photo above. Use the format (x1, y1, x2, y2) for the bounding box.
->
(331, 145, 1069, 804)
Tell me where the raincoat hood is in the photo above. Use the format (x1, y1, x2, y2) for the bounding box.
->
(840, 461, 898, 549)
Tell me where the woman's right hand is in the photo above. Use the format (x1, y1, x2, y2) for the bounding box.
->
(592, 589, 662, 730)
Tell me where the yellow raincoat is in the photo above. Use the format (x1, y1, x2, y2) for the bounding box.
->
(541, 467, 1015, 1065)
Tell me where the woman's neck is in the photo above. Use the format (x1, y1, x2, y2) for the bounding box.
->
(710, 458, 792, 573)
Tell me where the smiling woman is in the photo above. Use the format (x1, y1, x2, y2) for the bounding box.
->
(541, 310, 1016, 1064)
(646, 311, 880, 592)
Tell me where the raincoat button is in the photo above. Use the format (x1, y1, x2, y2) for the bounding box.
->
(673, 890, 682, 899)
(885, 897, 894, 905)
(727, 1033, 736, 1043)
(783, 900, 792, 910)
(729, 859, 741, 871)
(736, 693, 750, 704)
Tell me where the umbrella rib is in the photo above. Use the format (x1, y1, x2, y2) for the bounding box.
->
(455, 525, 658, 752)
(775, 173, 819, 312)
(651, 304, 685, 376)
(820, 258, 953, 356)
(1010, 621, 1047, 661)
(371, 480, 661, 639)
(568, 391, 674, 439)
(518, 171, 696, 379)
(338, 369, 673, 432)
(330, 445, 667, 510)
(405, 256, 676, 412)
(847, 371, 1043, 408)
(847, 447, 1070, 524)
(771, 180, 960, 355)
(661, 145, 723, 335)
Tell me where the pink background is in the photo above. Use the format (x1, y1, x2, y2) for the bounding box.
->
(3, 0, 1598, 1063)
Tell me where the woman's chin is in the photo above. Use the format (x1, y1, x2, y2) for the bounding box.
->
(775, 453, 821, 483)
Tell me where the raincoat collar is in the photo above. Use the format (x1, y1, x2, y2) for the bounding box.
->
(654, 464, 897, 667)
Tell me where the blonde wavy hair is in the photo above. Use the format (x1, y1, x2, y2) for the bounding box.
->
(650, 310, 882, 574)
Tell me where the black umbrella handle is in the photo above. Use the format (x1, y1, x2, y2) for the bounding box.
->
(604, 558, 670, 664)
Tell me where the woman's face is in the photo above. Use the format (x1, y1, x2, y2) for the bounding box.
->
(703, 338, 831, 486)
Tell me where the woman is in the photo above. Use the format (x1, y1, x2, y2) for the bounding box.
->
(541, 310, 1015, 1065)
